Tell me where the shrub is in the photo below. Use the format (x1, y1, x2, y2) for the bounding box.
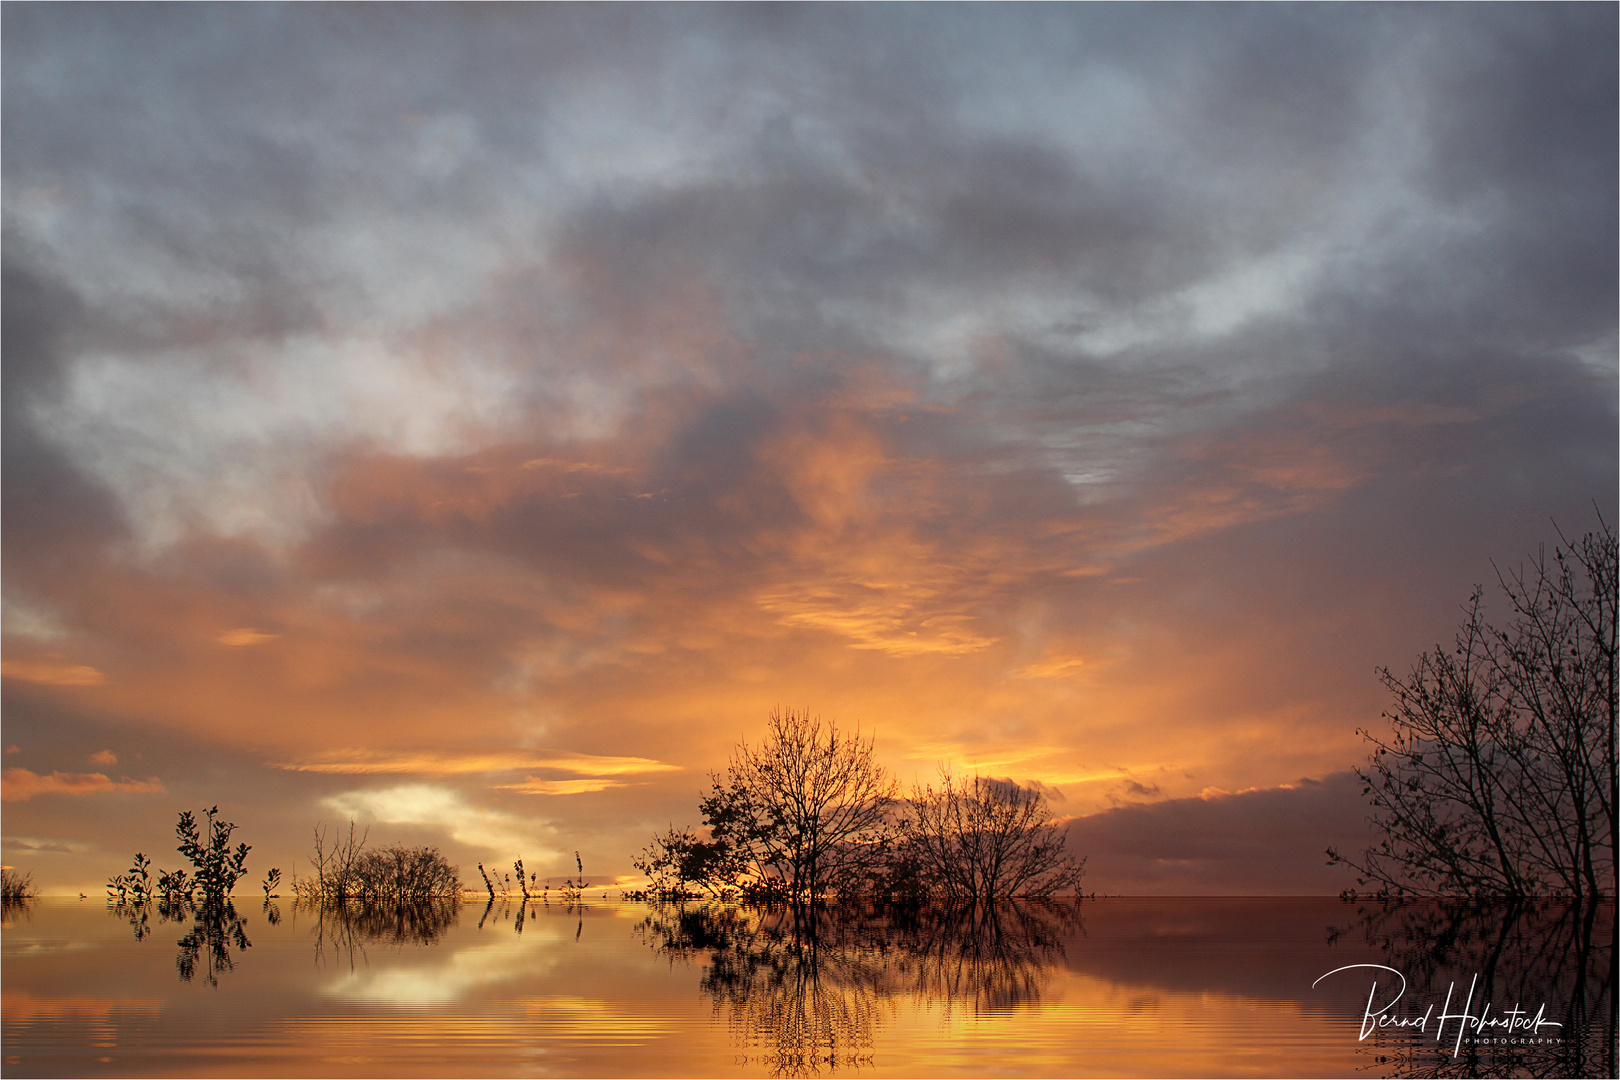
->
(1, 866, 38, 901)
(299, 821, 459, 902)
(177, 806, 251, 905)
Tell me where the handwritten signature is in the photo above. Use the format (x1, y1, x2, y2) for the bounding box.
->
(1313, 964, 1562, 1056)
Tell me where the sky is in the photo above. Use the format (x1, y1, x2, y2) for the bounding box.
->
(3, 4, 1615, 896)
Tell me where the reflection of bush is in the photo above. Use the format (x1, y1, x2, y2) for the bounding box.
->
(637, 899, 1082, 1076)
(302, 898, 461, 968)
(1330, 898, 1615, 1078)
(109, 898, 185, 942)
(0, 897, 35, 926)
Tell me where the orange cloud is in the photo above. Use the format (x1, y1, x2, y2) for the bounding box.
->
(274, 749, 679, 777)
(759, 588, 998, 656)
(1015, 655, 1087, 679)
(494, 777, 626, 796)
(88, 750, 117, 766)
(519, 458, 632, 475)
(216, 628, 278, 646)
(0, 658, 106, 686)
(1, 769, 163, 802)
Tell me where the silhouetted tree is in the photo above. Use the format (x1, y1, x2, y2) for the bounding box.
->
(1331, 519, 1616, 900)
(901, 773, 1086, 900)
(634, 826, 738, 898)
(700, 708, 897, 902)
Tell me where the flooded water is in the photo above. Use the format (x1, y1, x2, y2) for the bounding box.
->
(2, 896, 1612, 1078)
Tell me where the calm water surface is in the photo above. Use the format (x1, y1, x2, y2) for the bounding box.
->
(3, 897, 1612, 1078)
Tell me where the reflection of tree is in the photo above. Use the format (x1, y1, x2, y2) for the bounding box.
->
(636, 899, 1082, 1076)
(176, 902, 251, 987)
(1329, 899, 1615, 1078)
(110, 899, 156, 941)
(303, 898, 460, 969)
(107, 898, 248, 985)
(881, 902, 1078, 1015)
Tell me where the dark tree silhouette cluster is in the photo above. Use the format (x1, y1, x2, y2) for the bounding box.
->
(898, 773, 1086, 901)
(637, 707, 1085, 902)
(1332, 519, 1617, 900)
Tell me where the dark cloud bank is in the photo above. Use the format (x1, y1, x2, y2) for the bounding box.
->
(1070, 771, 1375, 896)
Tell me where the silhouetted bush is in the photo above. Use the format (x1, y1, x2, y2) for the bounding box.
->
(109, 806, 252, 905)
(1, 867, 38, 901)
(296, 821, 459, 902)
(178, 806, 251, 905)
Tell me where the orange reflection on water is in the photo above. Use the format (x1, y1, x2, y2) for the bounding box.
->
(1, 990, 163, 1024)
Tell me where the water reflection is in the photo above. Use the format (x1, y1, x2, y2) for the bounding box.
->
(21, 895, 1605, 1077)
(0, 896, 34, 928)
(306, 898, 460, 970)
(108, 899, 252, 987)
(1329, 898, 1616, 1078)
(175, 903, 250, 987)
(637, 899, 1082, 1075)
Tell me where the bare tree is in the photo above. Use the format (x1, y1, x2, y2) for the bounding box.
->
(1331, 518, 1616, 900)
(901, 773, 1085, 900)
(700, 708, 897, 902)
(296, 820, 368, 902)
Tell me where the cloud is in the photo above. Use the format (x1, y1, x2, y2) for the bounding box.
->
(493, 777, 625, 796)
(276, 750, 679, 777)
(1, 835, 87, 855)
(1070, 772, 1375, 895)
(1015, 655, 1087, 679)
(321, 783, 552, 857)
(87, 750, 116, 766)
(216, 628, 277, 647)
(1, 658, 105, 687)
(1, 769, 163, 803)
